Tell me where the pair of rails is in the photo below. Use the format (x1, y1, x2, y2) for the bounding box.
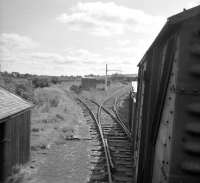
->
(77, 89, 132, 183)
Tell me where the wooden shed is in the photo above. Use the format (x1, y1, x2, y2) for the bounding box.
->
(0, 86, 33, 181)
(81, 77, 97, 90)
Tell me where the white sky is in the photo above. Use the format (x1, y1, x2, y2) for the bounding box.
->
(0, 0, 199, 76)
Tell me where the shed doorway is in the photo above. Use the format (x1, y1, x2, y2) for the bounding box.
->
(0, 122, 5, 180)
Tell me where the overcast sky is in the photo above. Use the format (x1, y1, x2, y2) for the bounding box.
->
(0, 0, 199, 76)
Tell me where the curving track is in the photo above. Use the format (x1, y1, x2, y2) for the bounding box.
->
(113, 92, 131, 130)
(77, 90, 134, 183)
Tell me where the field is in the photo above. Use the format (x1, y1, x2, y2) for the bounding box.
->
(1, 76, 131, 183)
(80, 81, 128, 102)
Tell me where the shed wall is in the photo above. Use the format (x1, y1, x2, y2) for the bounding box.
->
(0, 110, 31, 181)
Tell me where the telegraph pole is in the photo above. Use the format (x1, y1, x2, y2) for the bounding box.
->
(105, 64, 108, 91)
(104, 64, 121, 91)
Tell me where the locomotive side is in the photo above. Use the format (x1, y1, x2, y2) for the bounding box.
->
(133, 6, 200, 183)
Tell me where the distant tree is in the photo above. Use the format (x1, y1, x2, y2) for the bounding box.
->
(70, 84, 81, 94)
(3, 71, 9, 76)
(32, 77, 49, 88)
(15, 84, 26, 96)
(23, 73, 32, 78)
(15, 83, 34, 101)
(11, 72, 20, 78)
(51, 76, 60, 84)
(76, 75, 82, 79)
(3, 75, 12, 83)
(0, 74, 5, 86)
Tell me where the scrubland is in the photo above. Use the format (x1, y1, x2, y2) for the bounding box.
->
(4, 79, 131, 183)
(6, 83, 86, 183)
(29, 81, 129, 151)
(31, 86, 82, 148)
(80, 81, 129, 103)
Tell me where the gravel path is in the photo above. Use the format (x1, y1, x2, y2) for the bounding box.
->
(22, 108, 92, 183)
(33, 140, 91, 183)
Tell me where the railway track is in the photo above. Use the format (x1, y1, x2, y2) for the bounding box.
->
(77, 92, 134, 183)
(113, 92, 130, 130)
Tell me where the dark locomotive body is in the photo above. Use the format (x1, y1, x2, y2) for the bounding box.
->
(132, 6, 200, 183)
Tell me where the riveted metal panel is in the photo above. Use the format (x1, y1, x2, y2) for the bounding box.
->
(135, 34, 178, 183)
(133, 61, 147, 183)
(152, 38, 179, 183)
(134, 8, 200, 183)
(169, 15, 200, 183)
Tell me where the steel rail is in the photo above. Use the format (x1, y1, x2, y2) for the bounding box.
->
(113, 93, 132, 139)
(77, 97, 113, 183)
(91, 99, 132, 140)
(97, 99, 114, 183)
(77, 87, 131, 182)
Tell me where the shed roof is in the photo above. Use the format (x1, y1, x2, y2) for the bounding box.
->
(0, 86, 33, 120)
